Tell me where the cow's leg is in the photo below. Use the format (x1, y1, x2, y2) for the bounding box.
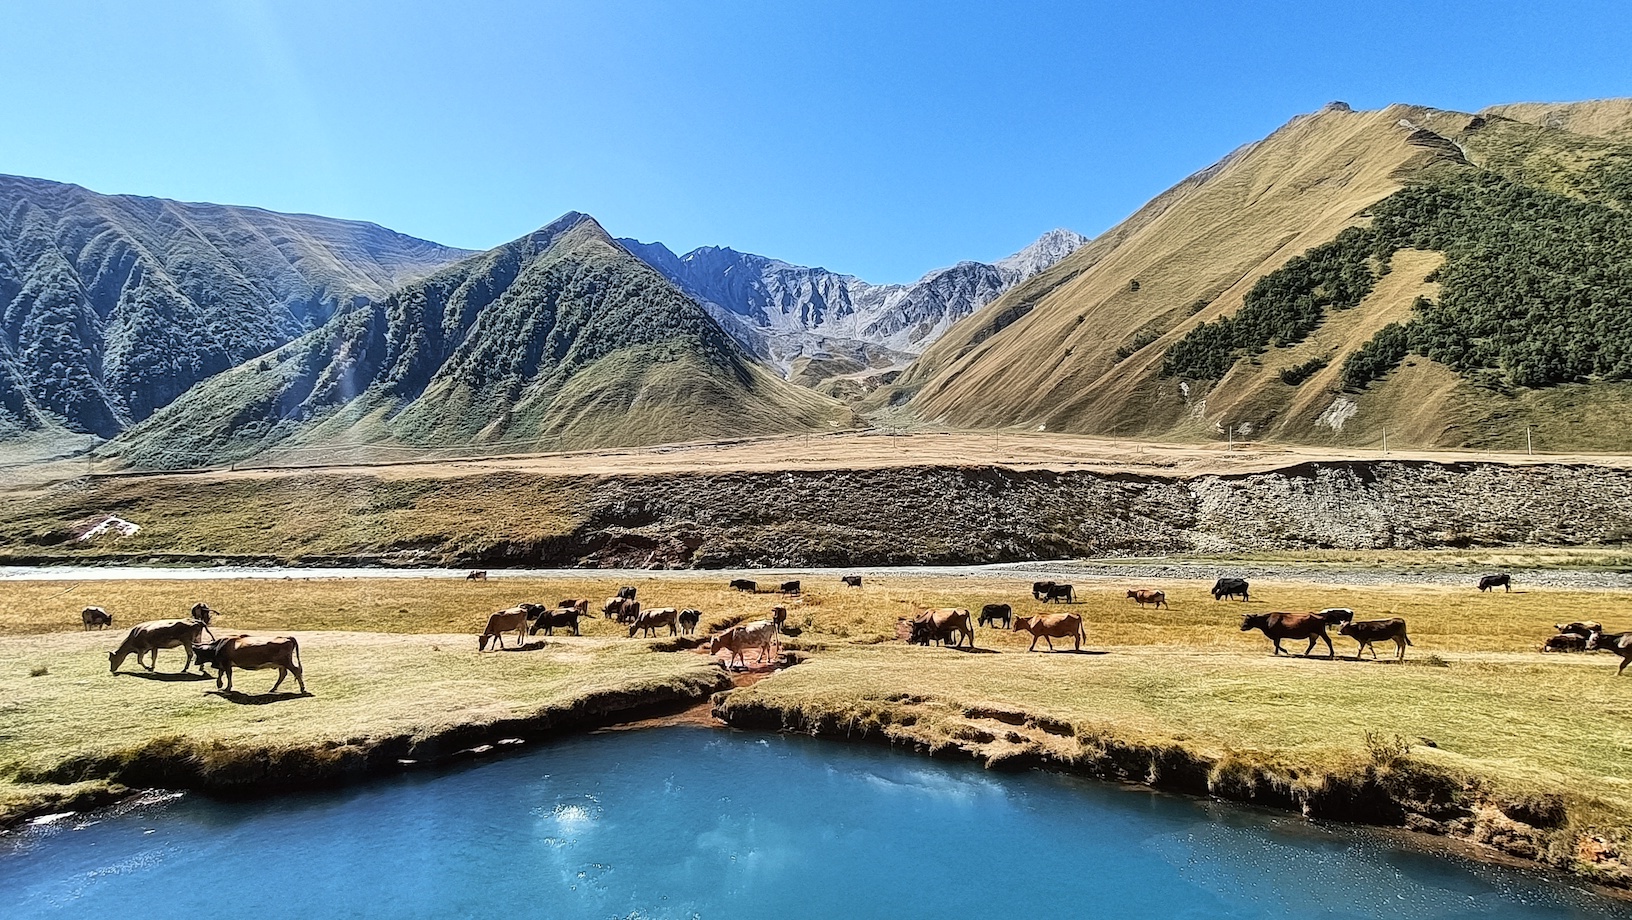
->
(1619, 654, 1630, 675)
(1045, 635, 1055, 651)
(1272, 639, 1285, 656)
(1028, 634, 1039, 652)
(1320, 633, 1334, 659)
(222, 665, 233, 693)
(271, 668, 286, 693)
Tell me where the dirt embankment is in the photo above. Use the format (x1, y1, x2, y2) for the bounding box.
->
(710, 690, 1629, 891)
(475, 460, 1632, 568)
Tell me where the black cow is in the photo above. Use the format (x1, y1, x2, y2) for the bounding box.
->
(1031, 581, 1057, 600)
(1212, 578, 1250, 601)
(977, 603, 1012, 628)
(1586, 627, 1632, 675)
(729, 579, 757, 592)
(1478, 573, 1512, 593)
(779, 580, 801, 595)
(841, 575, 862, 588)
(617, 586, 638, 600)
(530, 606, 582, 637)
(1040, 583, 1075, 603)
(678, 609, 701, 635)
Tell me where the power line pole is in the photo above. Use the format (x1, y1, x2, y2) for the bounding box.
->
(1527, 426, 1533, 455)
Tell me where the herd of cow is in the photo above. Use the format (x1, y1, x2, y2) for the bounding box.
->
(85, 568, 1632, 695)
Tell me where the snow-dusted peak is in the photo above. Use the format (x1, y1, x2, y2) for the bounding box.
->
(993, 228, 1090, 277)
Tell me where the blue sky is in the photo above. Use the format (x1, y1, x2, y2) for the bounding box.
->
(3, 1, 1629, 282)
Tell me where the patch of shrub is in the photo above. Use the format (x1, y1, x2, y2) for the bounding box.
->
(1278, 356, 1329, 385)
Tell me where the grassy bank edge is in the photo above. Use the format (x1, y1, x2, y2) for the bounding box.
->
(0, 666, 732, 832)
(711, 679, 1631, 892)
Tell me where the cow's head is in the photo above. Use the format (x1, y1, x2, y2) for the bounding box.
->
(478, 633, 492, 651)
(191, 603, 213, 625)
(907, 621, 932, 645)
(1240, 613, 1268, 631)
(1586, 628, 1608, 651)
(107, 649, 121, 673)
(1338, 623, 1357, 637)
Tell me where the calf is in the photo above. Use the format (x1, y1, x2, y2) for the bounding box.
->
(678, 609, 701, 635)
(1586, 627, 1632, 675)
(109, 619, 214, 673)
(192, 635, 305, 694)
(1544, 621, 1601, 653)
(1126, 589, 1167, 609)
(1240, 612, 1333, 658)
(1478, 573, 1512, 593)
(1011, 613, 1085, 652)
(977, 603, 1012, 628)
(841, 575, 863, 588)
(1040, 583, 1075, 604)
(628, 607, 680, 638)
(729, 578, 757, 592)
(81, 606, 112, 630)
(1340, 618, 1412, 661)
(1314, 608, 1356, 626)
(1212, 578, 1250, 601)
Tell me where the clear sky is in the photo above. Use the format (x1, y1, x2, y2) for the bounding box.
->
(4, 1, 1629, 282)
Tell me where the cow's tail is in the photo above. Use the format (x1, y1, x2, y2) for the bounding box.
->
(1403, 633, 1414, 646)
(290, 636, 303, 670)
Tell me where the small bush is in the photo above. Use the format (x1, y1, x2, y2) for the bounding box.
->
(28, 665, 48, 677)
(1278, 356, 1329, 385)
(1364, 731, 1413, 767)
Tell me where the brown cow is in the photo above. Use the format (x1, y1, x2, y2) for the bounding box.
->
(109, 619, 214, 673)
(1011, 613, 1085, 652)
(602, 596, 624, 618)
(628, 607, 680, 638)
(710, 620, 779, 668)
(479, 605, 541, 651)
(1339, 618, 1412, 661)
(1126, 589, 1167, 609)
(81, 606, 112, 630)
(466, 570, 488, 581)
(909, 608, 975, 649)
(531, 605, 584, 637)
(1241, 612, 1333, 658)
(614, 599, 642, 624)
(192, 635, 306, 694)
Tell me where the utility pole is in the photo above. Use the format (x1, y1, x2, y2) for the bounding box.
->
(1382, 429, 1388, 456)
(1527, 427, 1533, 455)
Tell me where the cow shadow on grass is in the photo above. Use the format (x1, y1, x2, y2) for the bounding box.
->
(118, 670, 213, 682)
(206, 689, 312, 705)
(493, 641, 548, 653)
(1031, 649, 1109, 656)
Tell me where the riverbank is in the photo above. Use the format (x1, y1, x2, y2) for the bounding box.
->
(5, 572, 1632, 890)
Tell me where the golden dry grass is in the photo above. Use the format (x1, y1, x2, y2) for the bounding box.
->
(6, 572, 1632, 833)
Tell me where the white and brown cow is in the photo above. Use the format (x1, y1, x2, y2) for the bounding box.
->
(709, 620, 779, 668)
(109, 619, 214, 673)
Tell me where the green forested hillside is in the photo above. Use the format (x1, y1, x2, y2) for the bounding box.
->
(104, 213, 850, 468)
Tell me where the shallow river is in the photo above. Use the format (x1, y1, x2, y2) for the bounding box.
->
(2, 728, 1626, 919)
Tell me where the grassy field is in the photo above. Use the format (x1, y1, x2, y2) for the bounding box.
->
(5, 571, 1632, 877)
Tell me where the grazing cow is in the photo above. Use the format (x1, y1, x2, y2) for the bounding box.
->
(678, 609, 701, 635)
(729, 578, 757, 592)
(977, 603, 1013, 628)
(531, 606, 583, 637)
(842, 575, 862, 588)
(1544, 621, 1601, 652)
(1240, 612, 1333, 658)
(1011, 613, 1085, 652)
(1478, 573, 1512, 593)
(1212, 578, 1250, 601)
(1031, 581, 1057, 601)
(1126, 589, 1167, 609)
(1340, 618, 1412, 661)
(1040, 583, 1075, 604)
(614, 599, 642, 624)
(1314, 607, 1356, 626)
(108, 619, 214, 673)
(478, 605, 542, 651)
(908, 608, 975, 649)
(466, 570, 488, 581)
(602, 596, 625, 618)
(617, 586, 638, 600)
(192, 635, 305, 694)
(1586, 627, 1632, 675)
(710, 620, 779, 668)
(779, 580, 801, 595)
(628, 607, 680, 638)
(81, 606, 112, 630)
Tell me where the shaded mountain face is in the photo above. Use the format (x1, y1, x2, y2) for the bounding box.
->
(105, 213, 848, 469)
(0, 175, 472, 437)
(899, 99, 1632, 451)
(618, 229, 1087, 375)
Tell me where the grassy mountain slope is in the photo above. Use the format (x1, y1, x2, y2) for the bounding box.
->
(0, 174, 472, 437)
(900, 101, 1632, 451)
(1483, 98, 1632, 143)
(103, 214, 851, 468)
